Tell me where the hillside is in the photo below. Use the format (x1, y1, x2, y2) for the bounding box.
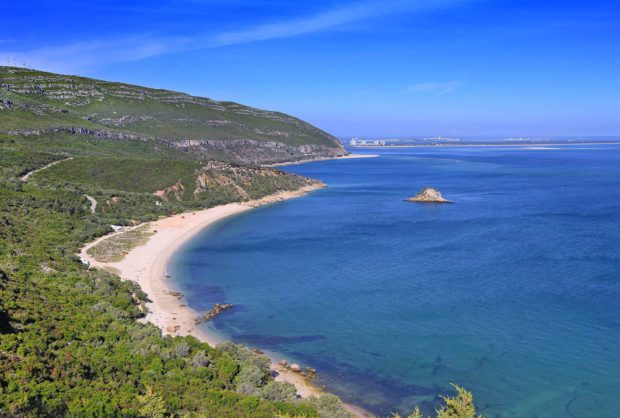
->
(0, 134, 353, 417)
(0, 66, 346, 165)
(0, 68, 484, 417)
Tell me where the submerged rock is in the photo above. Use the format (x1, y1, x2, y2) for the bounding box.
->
(195, 303, 234, 324)
(406, 187, 453, 203)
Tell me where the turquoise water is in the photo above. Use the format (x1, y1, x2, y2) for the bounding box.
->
(171, 146, 620, 417)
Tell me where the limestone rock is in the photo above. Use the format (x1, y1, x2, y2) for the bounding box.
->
(406, 187, 453, 203)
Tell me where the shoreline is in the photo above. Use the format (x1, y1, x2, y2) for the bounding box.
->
(266, 153, 379, 167)
(347, 141, 620, 149)
(80, 183, 372, 417)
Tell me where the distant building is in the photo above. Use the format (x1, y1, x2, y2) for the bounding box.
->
(422, 136, 461, 142)
(349, 138, 386, 146)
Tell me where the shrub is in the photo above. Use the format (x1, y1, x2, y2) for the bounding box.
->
(308, 394, 355, 418)
(174, 341, 191, 358)
(261, 381, 298, 403)
(191, 350, 212, 368)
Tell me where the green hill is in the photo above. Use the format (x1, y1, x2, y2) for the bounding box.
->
(0, 118, 348, 418)
(0, 66, 345, 164)
(0, 67, 485, 418)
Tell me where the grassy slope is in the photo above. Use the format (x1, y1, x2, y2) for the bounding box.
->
(39, 158, 202, 193)
(0, 67, 343, 150)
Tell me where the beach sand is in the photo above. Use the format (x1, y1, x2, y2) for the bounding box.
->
(266, 153, 379, 167)
(80, 183, 372, 417)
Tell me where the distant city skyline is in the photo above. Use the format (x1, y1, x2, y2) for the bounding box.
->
(2, 0, 619, 137)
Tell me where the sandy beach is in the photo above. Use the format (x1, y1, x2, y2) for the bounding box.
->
(80, 183, 372, 417)
(266, 153, 379, 167)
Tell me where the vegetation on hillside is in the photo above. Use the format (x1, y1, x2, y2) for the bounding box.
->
(0, 66, 345, 164)
(87, 224, 154, 263)
(0, 135, 350, 417)
(0, 131, 484, 416)
(392, 385, 483, 418)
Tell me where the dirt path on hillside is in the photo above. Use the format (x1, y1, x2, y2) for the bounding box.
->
(20, 157, 73, 183)
(84, 194, 97, 213)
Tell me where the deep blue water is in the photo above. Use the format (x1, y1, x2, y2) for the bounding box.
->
(171, 146, 620, 417)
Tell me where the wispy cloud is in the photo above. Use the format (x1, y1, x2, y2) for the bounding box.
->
(407, 81, 465, 94)
(0, 0, 470, 73)
(210, 0, 461, 47)
(0, 36, 187, 73)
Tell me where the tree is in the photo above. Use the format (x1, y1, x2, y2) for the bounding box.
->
(137, 386, 167, 418)
(392, 385, 483, 418)
(436, 384, 483, 418)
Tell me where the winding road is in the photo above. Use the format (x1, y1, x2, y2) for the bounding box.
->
(20, 157, 73, 183)
(20, 157, 97, 214)
(84, 194, 97, 213)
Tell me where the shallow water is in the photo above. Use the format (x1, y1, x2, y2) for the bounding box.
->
(171, 145, 620, 417)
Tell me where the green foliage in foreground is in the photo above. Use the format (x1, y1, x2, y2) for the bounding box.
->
(0, 138, 483, 417)
(392, 385, 483, 418)
(0, 140, 348, 417)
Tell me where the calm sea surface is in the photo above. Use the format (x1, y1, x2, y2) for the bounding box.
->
(171, 145, 620, 417)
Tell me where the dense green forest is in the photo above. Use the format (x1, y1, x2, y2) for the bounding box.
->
(0, 131, 483, 416)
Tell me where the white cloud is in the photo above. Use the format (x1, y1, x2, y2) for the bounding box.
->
(0, 0, 471, 73)
(407, 81, 465, 94)
(210, 0, 454, 47)
(0, 36, 187, 74)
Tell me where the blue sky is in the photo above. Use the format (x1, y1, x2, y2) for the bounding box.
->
(2, 0, 619, 137)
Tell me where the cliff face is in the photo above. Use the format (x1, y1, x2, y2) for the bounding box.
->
(169, 139, 344, 165)
(0, 66, 346, 164)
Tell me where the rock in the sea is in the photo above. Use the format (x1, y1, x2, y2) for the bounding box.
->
(278, 360, 289, 367)
(289, 363, 302, 372)
(406, 187, 453, 203)
(195, 303, 234, 324)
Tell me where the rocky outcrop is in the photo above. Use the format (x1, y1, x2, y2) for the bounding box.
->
(154, 180, 185, 202)
(195, 303, 234, 324)
(0, 99, 13, 110)
(406, 188, 453, 203)
(171, 139, 345, 165)
(7, 126, 150, 141)
(191, 161, 319, 201)
(277, 361, 318, 378)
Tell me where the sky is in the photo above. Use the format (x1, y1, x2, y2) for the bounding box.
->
(2, 0, 619, 138)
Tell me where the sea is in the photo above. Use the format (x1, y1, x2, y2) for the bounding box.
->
(170, 143, 620, 417)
